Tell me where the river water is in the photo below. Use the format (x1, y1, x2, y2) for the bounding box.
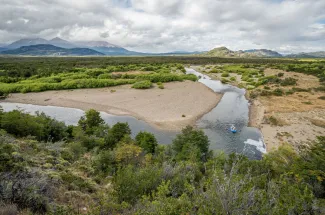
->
(186, 68, 265, 159)
(0, 68, 265, 159)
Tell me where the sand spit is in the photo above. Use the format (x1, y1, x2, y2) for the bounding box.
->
(2, 81, 222, 131)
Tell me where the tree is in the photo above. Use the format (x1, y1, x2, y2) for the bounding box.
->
(135, 131, 158, 154)
(78, 109, 104, 133)
(104, 123, 131, 149)
(172, 126, 210, 162)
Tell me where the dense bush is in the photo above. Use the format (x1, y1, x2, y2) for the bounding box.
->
(0, 110, 68, 142)
(135, 131, 158, 154)
(0, 104, 324, 214)
(132, 80, 152, 89)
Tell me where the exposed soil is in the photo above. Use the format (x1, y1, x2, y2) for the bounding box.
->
(3, 81, 222, 131)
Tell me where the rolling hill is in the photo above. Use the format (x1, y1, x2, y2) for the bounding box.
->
(201, 47, 283, 58)
(286, 51, 325, 58)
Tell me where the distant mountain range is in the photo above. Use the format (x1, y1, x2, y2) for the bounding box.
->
(285, 51, 325, 58)
(0, 37, 202, 56)
(1, 44, 104, 56)
(0, 38, 325, 57)
(200, 47, 325, 58)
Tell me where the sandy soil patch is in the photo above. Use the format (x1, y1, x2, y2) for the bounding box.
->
(250, 69, 325, 151)
(2, 81, 222, 131)
(261, 110, 325, 151)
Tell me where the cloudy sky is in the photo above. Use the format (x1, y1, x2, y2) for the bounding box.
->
(1, 0, 325, 53)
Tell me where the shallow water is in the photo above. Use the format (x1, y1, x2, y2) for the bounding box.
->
(0, 103, 177, 145)
(186, 68, 265, 159)
(0, 68, 265, 159)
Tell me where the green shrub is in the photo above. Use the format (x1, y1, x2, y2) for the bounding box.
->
(277, 72, 284, 77)
(221, 78, 229, 84)
(273, 88, 284, 96)
(318, 96, 325, 100)
(221, 72, 229, 77)
(264, 86, 271, 90)
(135, 131, 158, 154)
(280, 77, 297, 86)
(230, 77, 236, 81)
(132, 80, 152, 89)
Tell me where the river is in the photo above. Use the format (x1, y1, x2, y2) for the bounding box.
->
(0, 68, 265, 159)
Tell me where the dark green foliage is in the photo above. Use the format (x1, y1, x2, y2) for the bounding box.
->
(104, 122, 131, 149)
(273, 88, 284, 96)
(78, 109, 104, 133)
(132, 80, 152, 89)
(93, 150, 116, 175)
(172, 126, 210, 162)
(113, 164, 163, 204)
(319, 96, 325, 100)
(0, 110, 68, 142)
(135, 131, 158, 154)
(293, 136, 325, 198)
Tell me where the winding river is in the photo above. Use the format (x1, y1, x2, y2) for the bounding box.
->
(0, 68, 265, 159)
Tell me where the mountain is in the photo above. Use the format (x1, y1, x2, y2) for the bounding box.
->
(201, 47, 282, 58)
(76, 41, 119, 48)
(0, 47, 8, 52)
(75, 41, 142, 55)
(49, 37, 77, 49)
(0, 44, 105, 56)
(5, 38, 49, 49)
(286, 51, 325, 58)
(244, 49, 282, 57)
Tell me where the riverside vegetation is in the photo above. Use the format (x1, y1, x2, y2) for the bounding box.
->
(0, 61, 195, 94)
(0, 108, 324, 214)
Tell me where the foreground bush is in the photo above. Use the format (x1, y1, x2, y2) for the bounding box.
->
(132, 80, 152, 89)
(0, 108, 324, 214)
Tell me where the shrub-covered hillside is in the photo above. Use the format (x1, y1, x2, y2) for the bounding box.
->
(0, 108, 324, 214)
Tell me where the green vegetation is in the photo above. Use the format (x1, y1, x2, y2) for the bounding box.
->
(157, 82, 164, 89)
(132, 80, 152, 89)
(0, 59, 198, 93)
(0, 108, 324, 214)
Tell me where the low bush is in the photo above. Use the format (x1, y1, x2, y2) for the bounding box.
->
(318, 96, 325, 100)
(280, 77, 297, 86)
(230, 77, 236, 81)
(273, 88, 284, 96)
(132, 80, 152, 89)
(277, 72, 284, 77)
(221, 72, 229, 77)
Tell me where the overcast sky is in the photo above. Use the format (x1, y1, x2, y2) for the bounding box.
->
(1, 0, 325, 53)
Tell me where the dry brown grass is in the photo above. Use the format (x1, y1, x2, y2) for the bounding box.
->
(264, 68, 320, 89)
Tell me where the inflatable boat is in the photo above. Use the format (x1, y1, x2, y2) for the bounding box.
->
(230, 125, 237, 133)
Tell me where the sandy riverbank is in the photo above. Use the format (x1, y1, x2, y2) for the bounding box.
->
(2, 81, 222, 131)
(250, 102, 325, 151)
(249, 68, 325, 151)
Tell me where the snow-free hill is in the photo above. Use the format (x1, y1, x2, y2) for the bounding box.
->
(201, 47, 283, 58)
(286, 51, 325, 58)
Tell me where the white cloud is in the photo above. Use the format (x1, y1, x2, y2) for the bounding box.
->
(0, 0, 325, 53)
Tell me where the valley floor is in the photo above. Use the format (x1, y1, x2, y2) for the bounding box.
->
(3, 81, 222, 130)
